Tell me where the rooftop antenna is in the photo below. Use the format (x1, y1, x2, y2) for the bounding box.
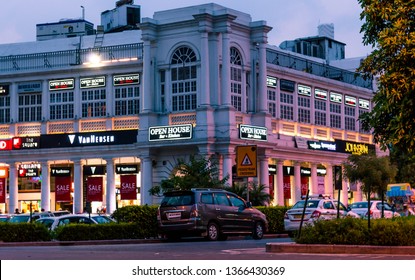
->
(80, 6, 85, 20)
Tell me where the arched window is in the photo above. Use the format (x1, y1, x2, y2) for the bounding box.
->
(230, 47, 243, 111)
(170, 46, 197, 112)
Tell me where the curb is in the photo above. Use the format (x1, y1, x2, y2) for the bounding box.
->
(266, 242, 415, 255)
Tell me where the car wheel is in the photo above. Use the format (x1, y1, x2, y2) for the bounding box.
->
(252, 222, 264, 240)
(206, 222, 220, 241)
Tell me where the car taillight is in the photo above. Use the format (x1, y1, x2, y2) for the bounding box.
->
(157, 208, 161, 221)
(365, 210, 373, 217)
(311, 210, 321, 218)
(190, 205, 199, 218)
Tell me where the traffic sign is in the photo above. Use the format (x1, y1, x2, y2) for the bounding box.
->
(236, 145, 257, 177)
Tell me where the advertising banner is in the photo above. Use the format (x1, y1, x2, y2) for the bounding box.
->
(0, 178, 5, 203)
(301, 176, 308, 196)
(120, 174, 137, 200)
(87, 177, 103, 202)
(283, 176, 291, 199)
(55, 176, 72, 202)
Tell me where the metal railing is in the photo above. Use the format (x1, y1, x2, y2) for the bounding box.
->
(0, 43, 143, 73)
(266, 48, 372, 90)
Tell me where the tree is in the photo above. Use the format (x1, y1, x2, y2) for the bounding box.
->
(343, 153, 397, 199)
(149, 155, 229, 196)
(225, 182, 272, 206)
(358, 0, 415, 154)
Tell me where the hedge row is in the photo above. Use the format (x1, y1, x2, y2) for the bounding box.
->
(295, 216, 415, 246)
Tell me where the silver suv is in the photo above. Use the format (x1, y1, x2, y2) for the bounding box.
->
(157, 189, 268, 241)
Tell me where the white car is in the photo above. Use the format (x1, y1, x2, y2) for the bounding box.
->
(348, 201, 400, 219)
(284, 197, 355, 232)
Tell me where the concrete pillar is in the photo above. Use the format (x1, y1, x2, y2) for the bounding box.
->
(105, 157, 116, 214)
(222, 153, 234, 187)
(293, 162, 301, 204)
(140, 157, 153, 205)
(142, 40, 152, 112)
(311, 163, 318, 195)
(73, 159, 84, 214)
(258, 43, 267, 112)
(7, 162, 18, 214)
(40, 161, 50, 211)
(221, 32, 231, 106)
(276, 160, 284, 206)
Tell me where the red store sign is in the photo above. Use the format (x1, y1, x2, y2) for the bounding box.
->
(0, 139, 12, 151)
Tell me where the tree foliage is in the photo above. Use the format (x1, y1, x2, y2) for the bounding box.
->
(358, 0, 415, 154)
(225, 182, 272, 206)
(343, 153, 397, 198)
(149, 155, 229, 196)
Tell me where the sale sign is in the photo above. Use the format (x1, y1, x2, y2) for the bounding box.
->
(120, 174, 137, 200)
(87, 176, 103, 202)
(0, 178, 5, 203)
(55, 176, 71, 202)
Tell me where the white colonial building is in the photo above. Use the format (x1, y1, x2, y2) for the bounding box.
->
(0, 2, 380, 214)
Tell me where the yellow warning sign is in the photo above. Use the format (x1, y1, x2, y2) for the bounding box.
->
(236, 145, 257, 177)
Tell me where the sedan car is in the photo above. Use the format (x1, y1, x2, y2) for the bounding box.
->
(284, 197, 355, 232)
(49, 214, 98, 231)
(348, 200, 400, 219)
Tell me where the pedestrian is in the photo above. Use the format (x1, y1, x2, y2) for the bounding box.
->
(401, 204, 412, 216)
(14, 208, 20, 214)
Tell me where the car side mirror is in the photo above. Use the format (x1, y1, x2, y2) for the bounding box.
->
(246, 201, 252, 208)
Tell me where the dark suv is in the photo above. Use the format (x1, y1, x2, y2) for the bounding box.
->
(157, 188, 268, 241)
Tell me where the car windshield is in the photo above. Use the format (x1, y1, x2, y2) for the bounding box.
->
(292, 200, 319, 209)
(9, 215, 30, 223)
(161, 194, 194, 206)
(349, 202, 372, 209)
(91, 216, 114, 224)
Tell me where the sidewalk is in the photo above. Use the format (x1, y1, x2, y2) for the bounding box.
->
(266, 242, 415, 255)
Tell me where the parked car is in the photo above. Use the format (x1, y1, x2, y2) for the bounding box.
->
(157, 188, 268, 241)
(0, 214, 12, 222)
(348, 200, 401, 219)
(35, 217, 56, 230)
(284, 196, 356, 232)
(48, 214, 98, 231)
(8, 211, 55, 223)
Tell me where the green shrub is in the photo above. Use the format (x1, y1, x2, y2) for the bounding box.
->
(0, 223, 51, 242)
(256, 206, 289, 234)
(295, 216, 415, 246)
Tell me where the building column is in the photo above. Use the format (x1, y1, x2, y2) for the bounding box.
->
(325, 163, 333, 198)
(311, 163, 318, 195)
(140, 157, 153, 205)
(105, 157, 116, 214)
(40, 161, 50, 211)
(276, 160, 284, 206)
(73, 159, 84, 214)
(293, 162, 301, 204)
(221, 32, 231, 106)
(259, 156, 269, 196)
(258, 43, 268, 113)
(200, 31, 210, 106)
(7, 162, 18, 214)
(142, 40, 152, 113)
(222, 153, 234, 187)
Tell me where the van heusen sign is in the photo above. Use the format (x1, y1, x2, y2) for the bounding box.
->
(41, 129, 138, 148)
(51, 167, 72, 177)
(307, 139, 375, 155)
(116, 164, 139, 174)
(239, 125, 267, 141)
(149, 124, 193, 141)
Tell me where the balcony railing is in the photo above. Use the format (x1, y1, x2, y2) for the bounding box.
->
(266, 48, 373, 90)
(0, 43, 143, 73)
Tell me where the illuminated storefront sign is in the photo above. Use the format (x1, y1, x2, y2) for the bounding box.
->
(0, 139, 12, 151)
(307, 139, 375, 155)
(239, 125, 267, 141)
(41, 129, 138, 148)
(308, 140, 337, 152)
(51, 167, 72, 177)
(83, 166, 106, 176)
(12, 137, 40, 149)
(113, 73, 140, 86)
(0, 84, 10, 95)
(298, 84, 311, 96)
(149, 124, 193, 141)
(49, 78, 75, 91)
(359, 99, 370, 109)
(116, 164, 139, 174)
(330, 92, 342, 103)
(17, 81, 42, 93)
(18, 163, 41, 177)
(315, 88, 327, 100)
(267, 76, 277, 88)
(345, 95, 357, 106)
(80, 76, 106, 88)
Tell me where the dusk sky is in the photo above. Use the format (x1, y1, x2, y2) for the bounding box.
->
(0, 0, 372, 58)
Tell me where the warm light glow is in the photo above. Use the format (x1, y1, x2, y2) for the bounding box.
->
(88, 53, 102, 65)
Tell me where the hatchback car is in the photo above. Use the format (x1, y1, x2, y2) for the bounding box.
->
(49, 214, 98, 231)
(157, 189, 268, 241)
(284, 197, 355, 232)
(348, 200, 400, 219)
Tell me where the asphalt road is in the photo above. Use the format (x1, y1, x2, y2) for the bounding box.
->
(1, 236, 414, 260)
